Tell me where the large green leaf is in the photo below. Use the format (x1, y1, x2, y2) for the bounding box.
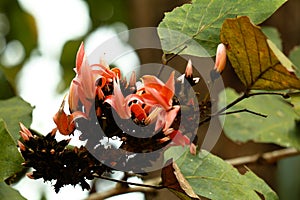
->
(158, 0, 286, 57)
(0, 97, 33, 143)
(218, 88, 300, 149)
(0, 182, 26, 200)
(0, 120, 24, 182)
(164, 147, 278, 200)
(220, 16, 300, 90)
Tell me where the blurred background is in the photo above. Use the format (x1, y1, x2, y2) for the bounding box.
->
(0, 0, 299, 199)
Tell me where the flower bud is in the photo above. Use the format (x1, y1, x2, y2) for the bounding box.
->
(185, 59, 193, 78)
(19, 122, 33, 141)
(17, 140, 26, 151)
(214, 43, 227, 73)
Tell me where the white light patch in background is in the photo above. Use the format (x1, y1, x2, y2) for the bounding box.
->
(14, 0, 143, 199)
(18, 0, 90, 58)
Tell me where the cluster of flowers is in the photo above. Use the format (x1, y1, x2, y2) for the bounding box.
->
(52, 42, 203, 152)
(17, 42, 226, 190)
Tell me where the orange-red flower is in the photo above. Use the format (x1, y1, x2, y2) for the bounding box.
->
(104, 78, 143, 119)
(141, 71, 180, 131)
(68, 42, 120, 115)
(53, 97, 87, 135)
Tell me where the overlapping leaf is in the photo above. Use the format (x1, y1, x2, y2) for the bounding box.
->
(0, 182, 26, 200)
(218, 88, 300, 149)
(0, 97, 33, 143)
(220, 16, 300, 90)
(0, 120, 24, 182)
(158, 0, 286, 56)
(289, 45, 300, 77)
(261, 26, 282, 51)
(164, 147, 278, 200)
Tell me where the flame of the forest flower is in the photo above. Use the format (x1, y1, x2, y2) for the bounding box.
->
(104, 78, 143, 119)
(214, 43, 227, 73)
(141, 71, 180, 131)
(53, 97, 87, 135)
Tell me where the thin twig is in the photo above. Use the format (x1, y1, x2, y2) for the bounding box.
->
(226, 147, 300, 166)
(157, 45, 187, 78)
(199, 91, 292, 126)
(86, 186, 157, 200)
(93, 174, 164, 189)
(219, 109, 267, 118)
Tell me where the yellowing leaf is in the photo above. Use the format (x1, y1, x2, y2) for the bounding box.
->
(220, 16, 300, 90)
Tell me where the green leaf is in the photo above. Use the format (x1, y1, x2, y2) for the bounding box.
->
(261, 26, 282, 51)
(0, 182, 26, 200)
(289, 46, 300, 77)
(164, 147, 278, 200)
(0, 120, 24, 182)
(0, 97, 33, 142)
(158, 0, 286, 57)
(218, 88, 300, 149)
(220, 16, 300, 90)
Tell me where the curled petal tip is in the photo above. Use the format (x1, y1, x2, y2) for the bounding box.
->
(214, 43, 227, 73)
(100, 58, 110, 69)
(185, 59, 193, 77)
(19, 122, 33, 140)
(18, 140, 26, 151)
(76, 42, 85, 72)
(26, 172, 35, 179)
(53, 98, 77, 135)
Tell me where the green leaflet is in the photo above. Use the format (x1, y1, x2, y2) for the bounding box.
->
(218, 88, 300, 149)
(164, 147, 278, 200)
(0, 120, 25, 182)
(158, 0, 286, 57)
(0, 97, 33, 143)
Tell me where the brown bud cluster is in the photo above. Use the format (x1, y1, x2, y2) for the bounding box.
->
(18, 123, 110, 193)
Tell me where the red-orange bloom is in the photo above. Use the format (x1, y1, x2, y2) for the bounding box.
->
(53, 97, 87, 135)
(141, 71, 179, 131)
(104, 78, 143, 119)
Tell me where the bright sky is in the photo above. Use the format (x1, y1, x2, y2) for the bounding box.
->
(13, 0, 142, 199)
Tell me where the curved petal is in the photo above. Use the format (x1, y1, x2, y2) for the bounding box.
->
(163, 105, 180, 131)
(145, 87, 171, 110)
(75, 42, 85, 73)
(165, 71, 175, 94)
(68, 80, 80, 112)
(104, 79, 131, 119)
(141, 75, 164, 87)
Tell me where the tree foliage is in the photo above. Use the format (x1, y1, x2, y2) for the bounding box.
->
(1, 0, 300, 199)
